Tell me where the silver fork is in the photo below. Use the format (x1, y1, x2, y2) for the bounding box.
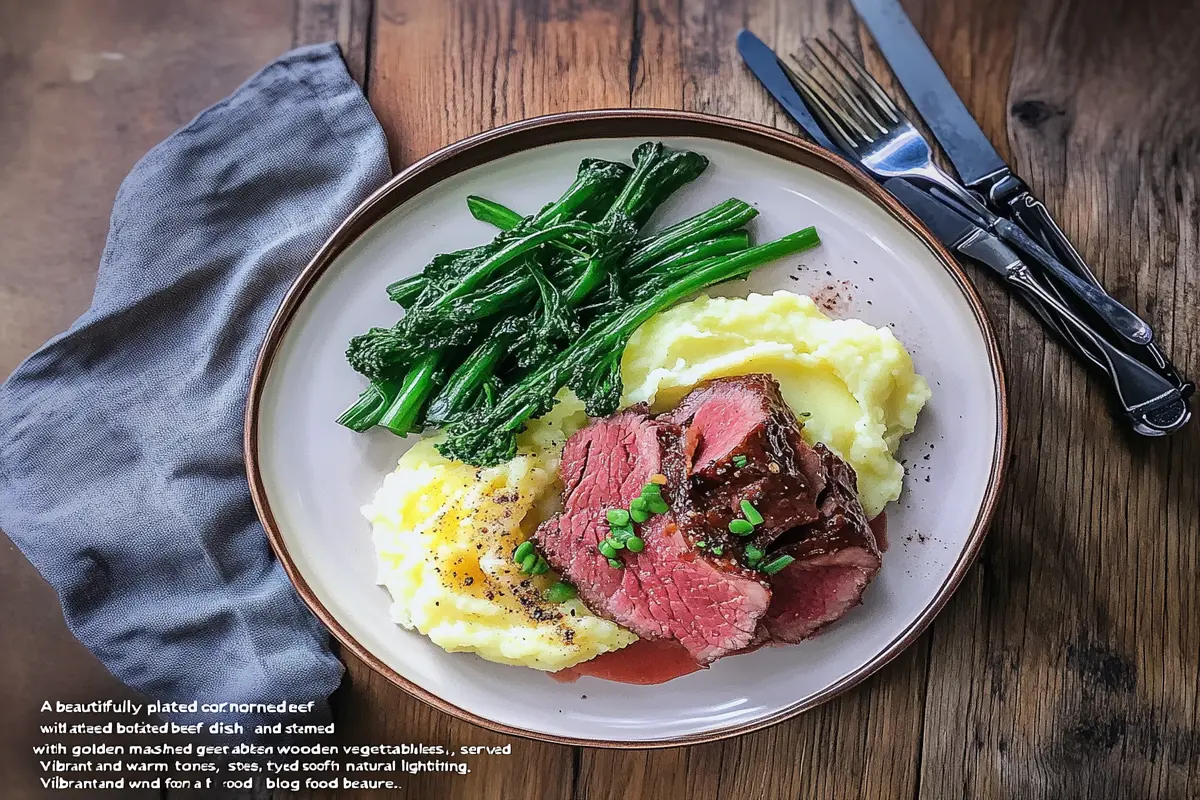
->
(783, 33, 1153, 347)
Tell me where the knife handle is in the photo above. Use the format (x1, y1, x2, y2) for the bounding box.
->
(1006, 192, 1100, 284)
(992, 218, 1153, 346)
(1003, 266, 1192, 435)
(1005, 189, 1193, 392)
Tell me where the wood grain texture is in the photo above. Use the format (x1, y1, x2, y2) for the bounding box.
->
(912, 1, 1200, 799)
(0, 4, 299, 799)
(293, 0, 373, 86)
(370, 0, 641, 169)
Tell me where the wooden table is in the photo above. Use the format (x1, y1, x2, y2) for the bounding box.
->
(2, 1, 1198, 797)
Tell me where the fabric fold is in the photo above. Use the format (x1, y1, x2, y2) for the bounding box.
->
(0, 42, 391, 731)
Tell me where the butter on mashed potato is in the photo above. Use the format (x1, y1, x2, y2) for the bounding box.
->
(365, 393, 637, 672)
(621, 291, 930, 518)
(366, 289, 928, 670)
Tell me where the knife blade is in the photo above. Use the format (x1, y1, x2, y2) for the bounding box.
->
(885, 178, 980, 252)
(736, 29, 841, 153)
(884, 178, 1191, 435)
(849, 0, 1006, 187)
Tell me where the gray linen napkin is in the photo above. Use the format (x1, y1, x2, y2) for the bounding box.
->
(0, 43, 390, 728)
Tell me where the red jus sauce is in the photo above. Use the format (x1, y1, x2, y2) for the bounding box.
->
(550, 638, 702, 685)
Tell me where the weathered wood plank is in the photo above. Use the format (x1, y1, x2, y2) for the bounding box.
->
(0, 3, 298, 799)
(293, 0, 374, 86)
(370, 0, 638, 169)
(911, 0, 1200, 798)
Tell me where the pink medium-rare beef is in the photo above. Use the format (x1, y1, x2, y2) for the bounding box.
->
(664, 374, 825, 551)
(533, 406, 771, 664)
(760, 444, 881, 643)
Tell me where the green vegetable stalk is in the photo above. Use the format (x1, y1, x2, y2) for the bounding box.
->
(623, 199, 758, 272)
(375, 352, 442, 435)
(469, 195, 758, 275)
(466, 196, 523, 231)
(424, 337, 508, 426)
(346, 222, 587, 382)
(335, 379, 400, 432)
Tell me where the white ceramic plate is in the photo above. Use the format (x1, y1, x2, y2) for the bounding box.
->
(247, 111, 1007, 747)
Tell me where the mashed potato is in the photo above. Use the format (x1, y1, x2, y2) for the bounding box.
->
(621, 291, 930, 518)
(365, 392, 637, 671)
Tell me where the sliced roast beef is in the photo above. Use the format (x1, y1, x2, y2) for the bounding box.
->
(533, 406, 771, 664)
(664, 374, 825, 552)
(760, 444, 881, 643)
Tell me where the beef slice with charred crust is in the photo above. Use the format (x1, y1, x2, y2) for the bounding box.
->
(761, 443, 881, 643)
(664, 374, 825, 552)
(533, 405, 771, 664)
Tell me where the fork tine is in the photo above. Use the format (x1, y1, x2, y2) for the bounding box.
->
(801, 41, 887, 137)
(828, 30, 901, 124)
(780, 57, 869, 147)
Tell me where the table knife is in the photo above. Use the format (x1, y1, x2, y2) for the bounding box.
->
(736, 30, 841, 153)
(886, 178, 1191, 435)
(850, 0, 1191, 394)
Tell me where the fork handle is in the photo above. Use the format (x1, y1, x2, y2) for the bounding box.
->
(993, 218, 1153, 346)
(1004, 189, 1192, 391)
(1001, 266, 1190, 434)
(1005, 192, 1101, 285)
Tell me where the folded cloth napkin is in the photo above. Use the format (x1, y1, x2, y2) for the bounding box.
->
(0, 43, 390, 729)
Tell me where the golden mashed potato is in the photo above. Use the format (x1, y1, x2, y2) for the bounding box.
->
(621, 291, 931, 518)
(365, 393, 637, 671)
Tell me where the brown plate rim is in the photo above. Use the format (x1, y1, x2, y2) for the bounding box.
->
(244, 108, 1009, 749)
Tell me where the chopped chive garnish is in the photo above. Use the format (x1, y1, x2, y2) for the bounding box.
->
(607, 557, 624, 569)
(530, 556, 550, 575)
(544, 581, 577, 603)
(744, 544, 764, 566)
(520, 552, 538, 573)
(606, 508, 630, 526)
(695, 541, 708, 549)
(630, 505, 651, 523)
(761, 554, 795, 575)
(607, 536, 626, 550)
(711, 545, 724, 556)
(733, 455, 749, 468)
(630, 496, 649, 512)
(640, 483, 662, 498)
(610, 523, 635, 541)
(513, 541, 535, 563)
(626, 536, 645, 553)
(729, 518, 755, 536)
(598, 540, 618, 558)
(740, 500, 764, 526)
(647, 499, 668, 515)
